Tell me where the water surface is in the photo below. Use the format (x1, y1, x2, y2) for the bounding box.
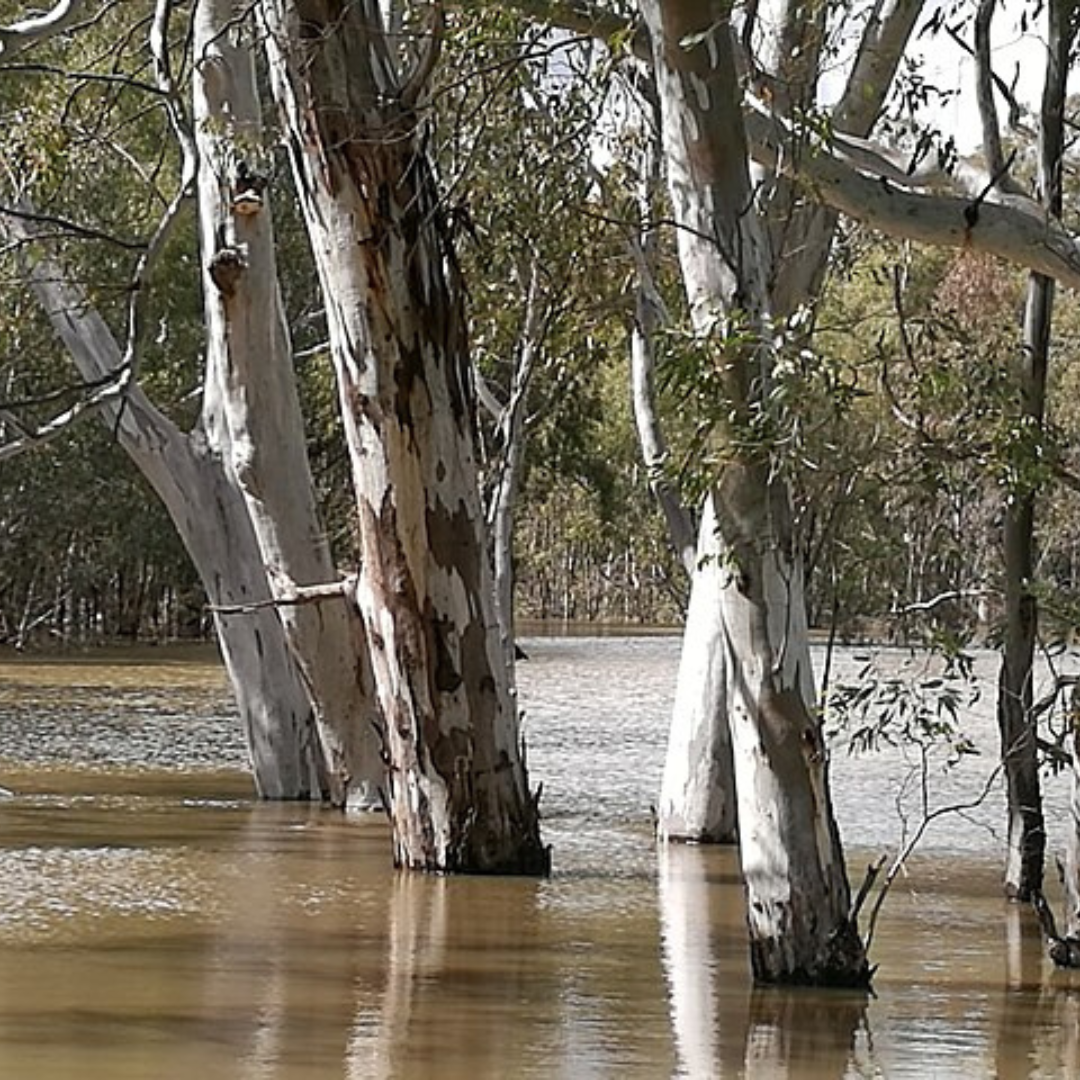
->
(1, 638, 1078, 1078)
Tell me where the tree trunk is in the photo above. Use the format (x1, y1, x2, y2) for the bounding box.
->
(640, 0, 867, 986)
(627, 131, 697, 576)
(997, 375, 1046, 899)
(484, 261, 545, 675)
(627, 97, 733, 842)
(995, 0, 1075, 901)
(3, 232, 323, 796)
(1066, 698, 1080, 940)
(657, 497, 737, 842)
(261, 0, 547, 874)
(192, 0, 382, 807)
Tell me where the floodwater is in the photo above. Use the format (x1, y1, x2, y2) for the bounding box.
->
(0, 637, 1078, 1079)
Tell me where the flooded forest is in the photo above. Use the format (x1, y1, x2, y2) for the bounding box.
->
(5, 1, 1080, 1077)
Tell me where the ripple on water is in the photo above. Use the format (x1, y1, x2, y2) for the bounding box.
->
(0, 845, 206, 942)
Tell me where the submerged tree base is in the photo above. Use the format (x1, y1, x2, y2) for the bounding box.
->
(393, 839, 552, 877)
(750, 919, 873, 989)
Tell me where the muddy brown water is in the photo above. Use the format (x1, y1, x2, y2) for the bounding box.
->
(0, 638, 1078, 1078)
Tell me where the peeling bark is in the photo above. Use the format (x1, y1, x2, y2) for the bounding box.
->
(261, 0, 547, 874)
(640, 0, 868, 986)
(193, 0, 382, 807)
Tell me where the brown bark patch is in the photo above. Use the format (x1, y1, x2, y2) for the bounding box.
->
(394, 341, 425, 433)
(424, 498, 481, 599)
(209, 247, 246, 297)
(429, 614, 462, 694)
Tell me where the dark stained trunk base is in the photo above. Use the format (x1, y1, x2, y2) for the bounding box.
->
(749, 918, 873, 989)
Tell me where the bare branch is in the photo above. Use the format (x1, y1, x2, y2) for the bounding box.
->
(944, 22, 1029, 134)
(209, 579, 353, 615)
(0, 60, 164, 95)
(0, 373, 129, 462)
(972, 0, 1025, 196)
(0, 200, 185, 454)
(474, 368, 506, 423)
(0, 202, 147, 250)
(863, 762, 1004, 949)
(116, 0, 196, 384)
(891, 588, 993, 615)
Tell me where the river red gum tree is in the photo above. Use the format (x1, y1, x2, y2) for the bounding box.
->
(260, 0, 547, 874)
(639, 0, 869, 986)
(192, 0, 382, 807)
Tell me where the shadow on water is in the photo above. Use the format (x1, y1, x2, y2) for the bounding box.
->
(3, 641, 1080, 1076)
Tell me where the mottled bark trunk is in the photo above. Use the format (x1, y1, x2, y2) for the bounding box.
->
(261, 0, 547, 873)
(641, 0, 867, 985)
(657, 497, 736, 842)
(192, 0, 382, 807)
(166, 445, 324, 798)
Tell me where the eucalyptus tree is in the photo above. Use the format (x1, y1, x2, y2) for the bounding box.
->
(0, 0, 381, 803)
(258, 1, 548, 873)
(191, 0, 382, 806)
(476, 0, 1080, 983)
(994, 0, 1078, 902)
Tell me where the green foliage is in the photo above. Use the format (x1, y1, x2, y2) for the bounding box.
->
(826, 647, 981, 766)
(436, 9, 683, 623)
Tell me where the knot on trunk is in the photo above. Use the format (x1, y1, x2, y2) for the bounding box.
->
(209, 245, 247, 297)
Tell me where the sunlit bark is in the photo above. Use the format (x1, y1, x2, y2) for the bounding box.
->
(192, 0, 383, 807)
(261, 0, 547, 873)
(639, 0, 867, 986)
(657, 498, 736, 842)
(0, 224, 323, 796)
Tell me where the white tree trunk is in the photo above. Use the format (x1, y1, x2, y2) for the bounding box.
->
(1066, 712, 1080, 940)
(2, 229, 323, 796)
(261, 0, 547, 873)
(192, 0, 382, 807)
(657, 497, 736, 842)
(641, 0, 867, 985)
(627, 155, 697, 576)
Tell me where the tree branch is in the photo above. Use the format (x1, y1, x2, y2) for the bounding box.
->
(208, 579, 353, 615)
(745, 103, 1080, 290)
(972, 0, 1025, 196)
(834, 0, 925, 136)
(400, 1, 446, 107)
(0, 0, 93, 62)
(0, 202, 147, 250)
(116, 0, 196, 384)
(0, 373, 129, 462)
